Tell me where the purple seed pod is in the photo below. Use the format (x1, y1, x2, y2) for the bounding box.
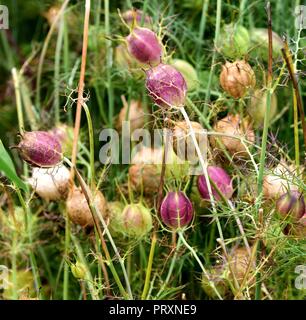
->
(126, 27, 163, 66)
(146, 63, 187, 108)
(17, 131, 62, 167)
(276, 191, 305, 221)
(197, 166, 233, 201)
(160, 191, 193, 228)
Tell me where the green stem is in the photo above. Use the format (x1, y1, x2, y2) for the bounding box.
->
(82, 103, 95, 190)
(11, 233, 18, 299)
(196, 0, 209, 71)
(204, 0, 221, 113)
(54, 17, 65, 124)
(178, 231, 223, 300)
(104, 0, 114, 126)
(156, 234, 182, 298)
(141, 233, 157, 300)
(63, 209, 70, 300)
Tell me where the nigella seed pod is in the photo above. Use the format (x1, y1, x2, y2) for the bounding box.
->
(217, 24, 250, 59)
(17, 131, 62, 167)
(146, 64, 187, 108)
(28, 164, 70, 201)
(220, 60, 256, 99)
(276, 191, 305, 221)
(66, 187, 107, 228)
(126, 27, 163, 66)
(160, 191, 193, 229)
(71, 261, 86, 280)
(198, 166, 234, 201)
(121, 203, 153, 237)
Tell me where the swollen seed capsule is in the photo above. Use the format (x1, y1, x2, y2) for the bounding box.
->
(17, 131, 62, 167)
(197, 166, 234, 201)
(220, 60, 256, 99)
(276, 191, 305, 222)
(160, 191, 193, 229)
(146, 64, 187, 108)
(126, 27, 163, 66)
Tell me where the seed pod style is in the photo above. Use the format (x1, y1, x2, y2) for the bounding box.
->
(276, 191, 305, 221)
(171, 59, 199, 91)
(210, 114, 255, 158)
(160, 191, 193, 229)
(121, 203, 153, 237)
(28, 164, 70, 201)
(217, 24, 250, 59)
(66, 187, 107, 228)
(122, 9, 152, 27)
(17, 131, 62, 167)
(220, 60, 256, 99)
(146, 63, 187, 108)
(247, 89, 277, 127)
(172, 121, 205, 162)
(197, 166, 234, 201)
(116, 100, 145, 133)
(126, 27, 163, 66)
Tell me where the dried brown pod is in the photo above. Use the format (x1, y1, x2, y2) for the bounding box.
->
(220, 60, 256, 98)
(210, 114, 255, 158)
(66, 187, 107, 228)
(263, 162, 299, 199)
(172, 120, 205, 162)
(116, 100, 145, 133)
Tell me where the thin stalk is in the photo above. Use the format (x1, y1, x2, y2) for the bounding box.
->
(64, 158, 133, 299)
(12, 68, 25, 134)
(16, 188, 43, 299)
(70, 0, 91, 182)
(141, 232, 157, 300)
(82, 103, 95, 190)
(54, 17, 65, 124)
(204, 0, 221, 113)
(11, 233, 18, 299)
(178, 231, 223, 300)
(156, 234, 182, 298)
(70, 234, 99, 300)
(36, 0, 69, 109)
(180, 106, 226, 252)
(105, 0, 114, 126)
(196, 0, 209, 71)
(255, 2, 273, 300)
(63, 209, 70, 300)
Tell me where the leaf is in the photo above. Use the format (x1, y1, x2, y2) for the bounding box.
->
(0, 139, 28, 191)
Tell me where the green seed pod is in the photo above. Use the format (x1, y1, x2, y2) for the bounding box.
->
(217, 24, 250, 60)
(107, 201, 125, 236)
(121, 203, 152, 238)
(247, 89, 277, 127)
(201, 266, 228, 298)
(171, 59, 199, 91)
(71, 261, 86, 280)
(249, 28, 283, 62)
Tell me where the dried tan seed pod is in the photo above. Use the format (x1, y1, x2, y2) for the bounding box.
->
(172, 121, 205, 162)
(116, 100, 145, 133)
(129, 164, 161, 195)
(220, 60, 256, 98)
(210, 114, 255, 158)
(226, 247, 255, 286)
(263, 162, 299, 199)
(66, 187, 107, 228)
